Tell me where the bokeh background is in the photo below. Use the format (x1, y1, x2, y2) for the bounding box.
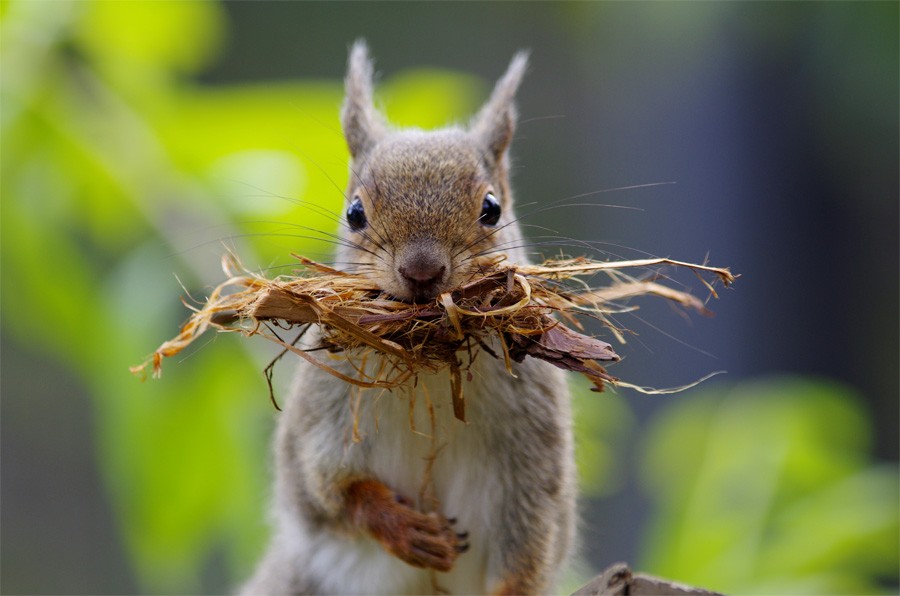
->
(2, 1, 897, 594)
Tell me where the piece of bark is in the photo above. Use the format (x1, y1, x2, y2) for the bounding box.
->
(503, 323, 620, 391)
(535, 324, 619, 362)
(572, 563, 723, 596)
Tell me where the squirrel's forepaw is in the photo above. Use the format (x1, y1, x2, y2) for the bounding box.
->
(346, 480, 469, 572)
(375, 499, 469, 572)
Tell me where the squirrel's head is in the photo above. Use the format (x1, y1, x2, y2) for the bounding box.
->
(337, 40, 528, 303)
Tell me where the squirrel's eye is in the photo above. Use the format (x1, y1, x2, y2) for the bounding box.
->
(479, 192, 501, 226)
(346, 197, 367, 231)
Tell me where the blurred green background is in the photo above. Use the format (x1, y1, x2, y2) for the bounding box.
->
(2, 1, 897, 594)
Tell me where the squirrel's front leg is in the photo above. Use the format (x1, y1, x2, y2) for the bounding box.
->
(485, 371, 575, 595)
(486, 459, 574, 596)
(343, 478, 469, 572)
(488, 517, 559, 596)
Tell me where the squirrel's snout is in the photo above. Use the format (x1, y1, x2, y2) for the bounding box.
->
(397, 247, 449, 302)
(399, 262, 446, 285)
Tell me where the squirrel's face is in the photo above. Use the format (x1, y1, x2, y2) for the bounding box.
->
(343, 131, 512, 303)
(338, 42, 528, 303)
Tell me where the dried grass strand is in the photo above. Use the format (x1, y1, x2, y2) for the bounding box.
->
(132, 253, 735, 413)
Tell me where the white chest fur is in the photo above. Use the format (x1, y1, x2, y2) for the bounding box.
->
(312, 354, 508, 595)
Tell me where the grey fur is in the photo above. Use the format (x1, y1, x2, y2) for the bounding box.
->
(471, 51, 529, 163)
(241, 42, 574, 596)
(341, 40, 387, 158)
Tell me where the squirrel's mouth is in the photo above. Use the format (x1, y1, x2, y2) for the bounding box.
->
(389, 250, 451, 303)
(378, 271, 451, 305)
(383, 286, 444, 305)
(364, 249, 456, 304)
(406, 281, 446, 304)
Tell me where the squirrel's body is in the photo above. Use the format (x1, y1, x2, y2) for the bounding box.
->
(242, 43, 575, 595)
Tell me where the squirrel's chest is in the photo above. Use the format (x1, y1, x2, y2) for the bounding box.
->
(355, 359, 503, 509)
(355, 370, 507, 594)
(351, 357, 509, 589)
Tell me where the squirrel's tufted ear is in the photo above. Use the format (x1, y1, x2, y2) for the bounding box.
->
(342, 40, 387, 158)
(471, 51, 529, 163)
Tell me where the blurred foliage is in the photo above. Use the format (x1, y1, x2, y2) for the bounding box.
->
(640, 376, 900, 594)
(572, 377, 635, 498)
(1, 0, 479, 591)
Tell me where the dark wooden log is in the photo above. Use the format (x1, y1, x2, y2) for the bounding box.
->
(573, 562, 723, 596)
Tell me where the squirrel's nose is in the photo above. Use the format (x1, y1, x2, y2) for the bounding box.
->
(397, 249, 448, 302)
(398, 261, 446, 296)
(399, 260, 446, 284)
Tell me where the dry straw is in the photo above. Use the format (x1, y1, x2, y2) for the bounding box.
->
(132, 253, 734, 420)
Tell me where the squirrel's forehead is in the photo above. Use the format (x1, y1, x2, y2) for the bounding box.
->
(365, 132, 484, 182)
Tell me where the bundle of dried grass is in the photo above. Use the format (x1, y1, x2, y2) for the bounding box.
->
(132, 253, 734, 419)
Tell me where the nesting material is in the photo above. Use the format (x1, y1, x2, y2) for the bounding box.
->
(132, 253, 734, 420)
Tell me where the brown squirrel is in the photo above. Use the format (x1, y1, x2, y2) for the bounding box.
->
(241, 41, 575, 595)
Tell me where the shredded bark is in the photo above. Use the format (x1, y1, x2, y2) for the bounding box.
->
(132, 253, 735, 419)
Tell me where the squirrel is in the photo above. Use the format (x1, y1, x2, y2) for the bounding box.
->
(240, 41, 576, 595)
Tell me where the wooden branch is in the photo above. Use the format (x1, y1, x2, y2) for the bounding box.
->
(573, 563, 723, 596)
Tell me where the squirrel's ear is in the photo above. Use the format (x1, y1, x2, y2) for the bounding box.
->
(342, 40, 387, 158)
(471, 51, 529, 163)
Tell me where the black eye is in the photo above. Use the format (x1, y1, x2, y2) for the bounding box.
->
(479, 192, 501, 226)
(346, 196, 367, 231)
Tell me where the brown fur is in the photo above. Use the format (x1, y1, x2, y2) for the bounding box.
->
(344, 479, 464, 572)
